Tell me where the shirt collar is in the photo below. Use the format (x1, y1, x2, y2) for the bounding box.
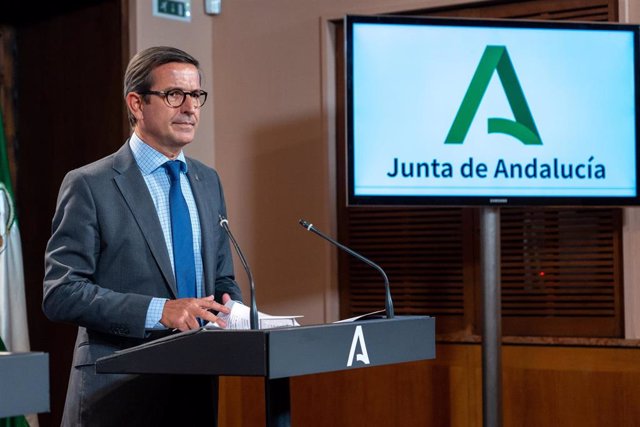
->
(129, 132, 188, 175)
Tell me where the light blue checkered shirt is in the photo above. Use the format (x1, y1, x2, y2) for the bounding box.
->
(129, 133, 204, 329)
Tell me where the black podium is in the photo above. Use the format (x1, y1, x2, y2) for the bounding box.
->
(96, 315, 435, 426)
(0, 352, 49, 418)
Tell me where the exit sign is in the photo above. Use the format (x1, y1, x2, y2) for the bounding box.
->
(153, 0, 191, 22)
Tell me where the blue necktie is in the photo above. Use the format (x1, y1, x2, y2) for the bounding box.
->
(164, 160, 196, 298)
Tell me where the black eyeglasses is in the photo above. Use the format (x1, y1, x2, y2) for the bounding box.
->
(139, 89, 208, 108)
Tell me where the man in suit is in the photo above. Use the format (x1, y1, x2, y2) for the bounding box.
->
(43, 46, 242, 426)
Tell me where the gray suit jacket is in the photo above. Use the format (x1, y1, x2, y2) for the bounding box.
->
(43, 142, 242, 426)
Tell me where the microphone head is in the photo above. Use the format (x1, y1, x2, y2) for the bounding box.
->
(299, 219, 312, 230)
(219, 214, 229, 227)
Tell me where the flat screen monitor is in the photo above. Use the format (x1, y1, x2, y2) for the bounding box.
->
(346, 15, 640, 206)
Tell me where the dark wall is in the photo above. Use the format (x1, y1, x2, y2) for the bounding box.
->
(15, 1, 127, 425)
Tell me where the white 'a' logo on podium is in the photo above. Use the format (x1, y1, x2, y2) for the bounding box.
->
(347, 325, 370, 367)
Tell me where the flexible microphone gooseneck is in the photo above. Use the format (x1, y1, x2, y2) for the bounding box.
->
(298, 219, 394, 318)
(219, 215, 259, 330)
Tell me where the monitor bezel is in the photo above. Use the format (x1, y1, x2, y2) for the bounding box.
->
(345, 14, 640, 207)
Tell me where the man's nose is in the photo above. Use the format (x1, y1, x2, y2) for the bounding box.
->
(181, 94, 198, 112)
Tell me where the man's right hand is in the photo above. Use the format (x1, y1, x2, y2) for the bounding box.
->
(160, 294, 231, 331)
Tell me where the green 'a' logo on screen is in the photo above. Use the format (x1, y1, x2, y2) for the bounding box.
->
(445, 45, 542, 146)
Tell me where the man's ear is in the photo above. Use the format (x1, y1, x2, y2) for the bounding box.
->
(126, 92, 144, 122)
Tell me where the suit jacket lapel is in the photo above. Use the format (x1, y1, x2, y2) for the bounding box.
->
(112, 143, 178, 298)
(187, 160, 216, 297)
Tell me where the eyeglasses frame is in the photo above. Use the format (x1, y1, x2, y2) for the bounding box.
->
(138, 89, 208, 108)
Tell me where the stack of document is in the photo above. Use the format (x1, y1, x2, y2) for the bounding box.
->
(205, 300, 302, 330)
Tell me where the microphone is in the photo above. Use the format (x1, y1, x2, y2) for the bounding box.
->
(219, 215, 259, 330)
(298, 219, 394, 318)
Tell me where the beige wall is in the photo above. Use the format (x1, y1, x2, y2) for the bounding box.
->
(209, 0, 470, 324)
(620, 0, 640, 23)
(129, 0, 640, 328)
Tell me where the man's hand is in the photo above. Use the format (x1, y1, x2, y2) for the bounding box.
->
(160, 294, 232, 331)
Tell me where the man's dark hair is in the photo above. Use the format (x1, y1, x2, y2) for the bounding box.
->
(124, 46, 202, 127)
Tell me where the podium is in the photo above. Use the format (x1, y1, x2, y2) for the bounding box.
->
(0, 352, 49, 418)
(96, 315, 435, 426)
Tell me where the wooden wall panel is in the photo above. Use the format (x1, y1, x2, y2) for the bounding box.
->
(218, 377, 264, 427)
(14, 2, 127, 425)
(0, 26, 17, 188)
(502, 345, 640, 426)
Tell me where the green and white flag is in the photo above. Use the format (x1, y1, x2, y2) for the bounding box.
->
(0, 108, 31, 427)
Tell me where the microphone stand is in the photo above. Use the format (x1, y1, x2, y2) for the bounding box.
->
(299, 219, 394, 318)
(219, 215, 259, 330)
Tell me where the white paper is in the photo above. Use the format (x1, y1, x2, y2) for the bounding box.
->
(333, 309, 386, 323)
(204, 300, 302, 330)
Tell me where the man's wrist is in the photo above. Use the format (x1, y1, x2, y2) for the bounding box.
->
(145, 297, 168, 329)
